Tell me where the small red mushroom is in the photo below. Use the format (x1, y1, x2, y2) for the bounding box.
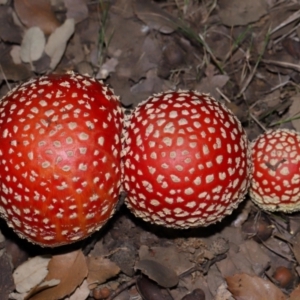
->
(122, 90, 251, 228)
(0, 72, 123, 246)
(250, 128, 300, 212)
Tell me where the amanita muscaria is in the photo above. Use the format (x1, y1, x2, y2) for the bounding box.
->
(250, 128, 300, 212)
(122, 90, 251, 228)
(0, 72, 123, 246)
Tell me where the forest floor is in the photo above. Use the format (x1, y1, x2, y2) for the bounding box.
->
(1, 0, 300, 299)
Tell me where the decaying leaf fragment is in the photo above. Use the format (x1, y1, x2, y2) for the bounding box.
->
(45, 18, 75, 70)
(29, 250, 88, 300)
(226, 273, 286, 300)
(135, 259, 178, 288)
(133, 0, 178, 34)
(14, 0, 60, 35)
(20, 27, 46, 63)
(86, 256, 120, 289)
(13, 256, 51, 294)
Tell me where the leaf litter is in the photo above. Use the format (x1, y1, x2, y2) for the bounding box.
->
(1, 0, 300, 299)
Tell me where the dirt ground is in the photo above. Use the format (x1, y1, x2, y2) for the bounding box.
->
(1, 0, 300, 299)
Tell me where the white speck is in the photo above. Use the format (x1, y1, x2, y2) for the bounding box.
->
(163, 137, 172, 146)
(45, 109, 55, 117)
(68, 122, 77, 130)
(206, 174, 214, 183)
(78, 132, 89, 140)
(177, 137, 184, 146)
(178, 118, 188, 125)
(280, 167, 290, 176)
(79, 163, 87, 171)
(193, 177, 201, 185)
(184, 188, 194, 195)
(216, 155, 223, 164)
(203, 144, 209, 155)
(98, 137, 104, 146)
(170, 174, 180, 182)
(28, 152, 34, 160)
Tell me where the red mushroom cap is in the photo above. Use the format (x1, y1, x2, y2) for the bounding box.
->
(122, 90, 251, 228)
(250, 128, 300, 212)
(0, 72, 123, 246)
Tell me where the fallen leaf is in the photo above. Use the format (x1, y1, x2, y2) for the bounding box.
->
(218, 0, 268, 26)
(20, 27, 46, 63)
(13, 256, 51, 294)
(29, 250, 88, 300)
(64, 0, 88, 23)
(14, 0, 60, 35)
(45, 18, 75, 70)
(290, 284, 300, 300)
(0, 252, 15, 300)
(66, 279, 90, 300)
(136, 276, 167, 299)
(86, 256, 120, 289)
(226, 273, 286, 300)
(133, 0, 178, 34)
(0, 44, 32, 81)
(97, 57, 119, 80)
(138, 244, 193, 276)
(0, 6, 22, 43)
(10, 46, 22, 65)
(135, 259, 178, 288)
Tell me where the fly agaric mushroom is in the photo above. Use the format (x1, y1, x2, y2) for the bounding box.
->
(250, 129, 300, 212)
(122, 90, 251, 228)
(0, 72, 123, 246)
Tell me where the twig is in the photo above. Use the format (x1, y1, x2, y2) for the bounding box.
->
(249, 113, 267, 132)
(270, 9, 300, 35)
(262, 59, 300, 72)
(179, 253, 227, 279)
(106, 278, 136, 300)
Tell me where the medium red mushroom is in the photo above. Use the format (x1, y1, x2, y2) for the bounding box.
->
(122, 90, 251, 228)
(0, 72, 123, 246)
(250, 128, 300, 212)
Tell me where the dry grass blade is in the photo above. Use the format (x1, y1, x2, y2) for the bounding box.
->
(270, 9, 300, 35)
(262, 59, 300, 72)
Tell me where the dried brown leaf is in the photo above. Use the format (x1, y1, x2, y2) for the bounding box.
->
(133, 0, 178, 34)
(20, 27, 46, 63)
(13, 256, 50, 294)
(136, 276, 167, 300)
(135, 259, 178, 288)
(290, 284, 300, 300)
(226, 273, 286, 300)
(291, 231, 300, 265)
(218, 0, 268, 26)
(66, 279, 90, 300)
(29, 250, 88, 300)
(0, 45, 32, 81)
(14, 0, 60, 35)
(0, 6, 22, 43)
(282, 39, 300, 60)
(0, 253, 15, 300)
(86, 256, 120, 289)
(45, 18, 75, 70)
(64, 0, 88, 24)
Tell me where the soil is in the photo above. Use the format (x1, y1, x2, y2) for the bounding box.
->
(1, 0, 300, 299)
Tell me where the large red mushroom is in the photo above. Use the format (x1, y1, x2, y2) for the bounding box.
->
(122, 90, 251, 228)
(0, 72, 123, 246)
(250, 128, 300, 212)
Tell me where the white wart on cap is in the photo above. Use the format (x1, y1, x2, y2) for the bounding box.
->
(122, 90, 251, 228)
(250, 128, 300, 212)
